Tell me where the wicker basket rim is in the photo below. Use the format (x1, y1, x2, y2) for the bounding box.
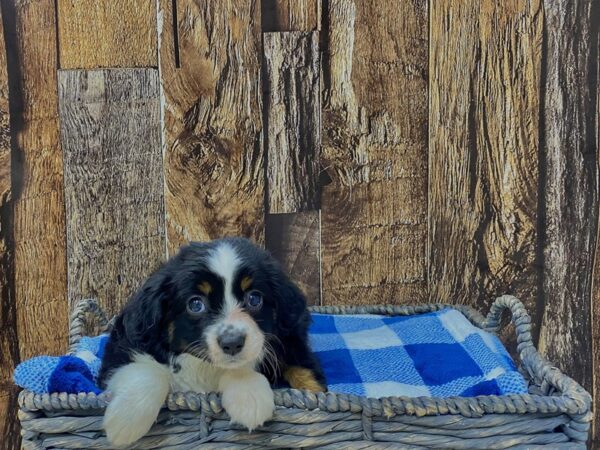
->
(17, 295, 592, 423)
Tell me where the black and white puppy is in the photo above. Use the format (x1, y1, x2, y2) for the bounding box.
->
(99, 237, 326, 446)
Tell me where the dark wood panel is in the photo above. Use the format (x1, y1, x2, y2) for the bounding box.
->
(160, 0, 264, 254)
(58, 68, 166, 316)
(320, 0, 428, 305)
(264, 31, 320, 214)
(428, 0, 543, 332)
(266, 212, 321, 305)
(0, 3, 19, 448)
(57, 0, 157, 69)
(537, 0, 598, 416)
(262, 0, 320, 32)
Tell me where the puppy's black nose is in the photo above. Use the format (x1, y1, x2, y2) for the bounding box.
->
(218, 333, 246, 356)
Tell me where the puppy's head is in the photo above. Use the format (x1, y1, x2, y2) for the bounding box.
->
(121, 237, 307, 370)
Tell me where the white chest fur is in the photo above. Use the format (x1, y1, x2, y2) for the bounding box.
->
(169, 353, 225, 393)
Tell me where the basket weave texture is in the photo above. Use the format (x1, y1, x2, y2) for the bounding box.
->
(18, 295, 591, 449)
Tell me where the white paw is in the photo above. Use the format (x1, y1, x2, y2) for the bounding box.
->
(104, 393, 156, 447)
(103, 354, 171, 447)
(220, 371, 275, 431)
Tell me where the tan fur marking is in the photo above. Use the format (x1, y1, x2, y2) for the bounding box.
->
(198, 281, 212, 295)
(241, 276, 253, 291)
(283, 366, 326, 392)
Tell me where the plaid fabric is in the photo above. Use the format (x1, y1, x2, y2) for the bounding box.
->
(309, 308, 528, 399)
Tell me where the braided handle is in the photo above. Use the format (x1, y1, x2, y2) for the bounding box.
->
(68, 299, 110, 353)
(483, 295, 591, 415)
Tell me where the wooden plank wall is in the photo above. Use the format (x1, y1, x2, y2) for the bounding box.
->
(0, 0, 599, 448)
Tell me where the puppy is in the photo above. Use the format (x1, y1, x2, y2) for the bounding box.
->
(98, 237, 326, 447)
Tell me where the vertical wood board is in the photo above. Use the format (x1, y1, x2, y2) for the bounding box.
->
(264, 31, 320, 214)
(160, 0, 264, 254)
(0, 3, 19, 449)
(538, 0, 598, 400)
(4, 0, 69, 360)
(428, 0, 543, 337)
(58, 68, 166, 315)
(57, 0, 157, 69)
(320, 0, 429, 305)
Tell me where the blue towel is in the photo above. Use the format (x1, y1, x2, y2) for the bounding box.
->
(15, 309, 527, 399)
(309, 308, 528, 398)
(14, 335, 109, 394)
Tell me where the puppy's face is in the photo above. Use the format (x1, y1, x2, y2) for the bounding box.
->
(163, 239, 285, 369)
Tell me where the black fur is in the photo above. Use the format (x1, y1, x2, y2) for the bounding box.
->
(98, 237, 325, 389)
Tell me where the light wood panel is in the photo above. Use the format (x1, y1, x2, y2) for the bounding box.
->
(57, 0, 157, 69)
(264, 31, 320, 214)
(263, 30, 321, 303)
(320, 0, 428, 305)
(160, 0, 264, 254)
(4, 0, 69, 360)
(537, 0, 598, 413)
(58, 68, 166, 316)
(262, 0, 320, 32)
(428, 0, 542, 330)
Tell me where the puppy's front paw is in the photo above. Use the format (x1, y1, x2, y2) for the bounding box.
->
(220, 371, 275, 431)
(104, 393, 156, 447)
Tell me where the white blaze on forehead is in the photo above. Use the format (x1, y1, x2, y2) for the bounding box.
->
(208, 242, 242, 314)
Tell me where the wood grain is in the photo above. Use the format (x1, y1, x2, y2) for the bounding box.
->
(262, 0, 320, 32)
(428, 0, 543, 330)
(3, 0, 69, 360)
(594, 22, 600, 447)
(264, 31, 320, 214)
(320, 0, 428, 305)
(538, 0, 598, 401)
(0, 4, 19, 449)
(266, 212, 321, 305)
(57, 0, 157, 69)
(160, 0, 264, 254)
(58, 69, 166, 316)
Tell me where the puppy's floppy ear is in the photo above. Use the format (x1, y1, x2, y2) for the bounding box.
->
(265, 258, 310, 335)
(119, 269, 171, 350)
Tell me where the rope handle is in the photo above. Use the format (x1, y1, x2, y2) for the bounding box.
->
(482, 294, 535, 354)
(482, 295, 591, 412)
(68, 298, 110, 353)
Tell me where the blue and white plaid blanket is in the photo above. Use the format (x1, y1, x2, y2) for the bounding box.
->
(309, 308, 528, 398)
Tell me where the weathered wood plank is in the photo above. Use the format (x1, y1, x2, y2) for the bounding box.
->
(0, 387, 20, 450)
(538, 0, 598, 402)
(160, 0, 264, 254)
(3, 0, 69, 361)
(320, 0, 428, 305)
(0, 4, 19, 448)
(266, 212, 321, 305)
(264, 31, 320, 214)
(262, 0, 320, 32)
(428, 0, 543, 331)
(58, 69, 166, 315)
(57, 0, 157, 69)
(594, 39, 600, 450)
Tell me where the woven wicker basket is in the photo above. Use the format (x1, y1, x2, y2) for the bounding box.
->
(18, 295, 591, 449)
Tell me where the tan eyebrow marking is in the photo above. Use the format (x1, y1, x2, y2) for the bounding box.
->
(198, 281, 212, 295)
(241, 276, 253, 291)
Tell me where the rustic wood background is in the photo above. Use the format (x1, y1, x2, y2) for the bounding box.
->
(0, 0, 598, 448)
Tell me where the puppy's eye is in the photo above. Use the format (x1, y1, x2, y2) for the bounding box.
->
(187, 295, 207, 315)
(244, 290, 263, 310)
